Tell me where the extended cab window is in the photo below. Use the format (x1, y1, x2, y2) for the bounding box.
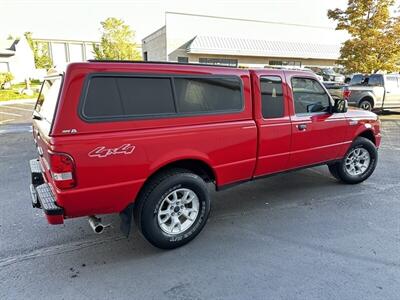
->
(82, 76, 176, 119)
(291, 77, 331, 114)
(174, 77, 242, 113)
(368, 75, 383, 87)
(260, 76, 284, 118)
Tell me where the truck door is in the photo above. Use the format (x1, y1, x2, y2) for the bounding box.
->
(252, 70, 292, 177)
(384, 75, 400, 108)
(285, 73, 348, 168)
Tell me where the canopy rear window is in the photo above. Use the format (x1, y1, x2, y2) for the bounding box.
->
(35, 76, 62, 124)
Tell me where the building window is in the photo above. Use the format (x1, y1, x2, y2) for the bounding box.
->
(69, 43, 84, 62)
(84, 43, 96, 60)
(0, 62, 9, 72)
(199, 58, 238, 67)
(269, 60, 301, 67)
(177, 56, 188, 63)
(51, 42, 68, 66)
(143, 51, 148, 61)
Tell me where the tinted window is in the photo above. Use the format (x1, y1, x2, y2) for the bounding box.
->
(350, 74, 365, 85)
(291, 77, 331, 114)
(83, 77, 124, 117)
(260, 76, 284, 118)
(368, 75, 383, 86)
(174, 77, 242, 113)
(83, 76, 175, 119)
(117, 77, 175, 115)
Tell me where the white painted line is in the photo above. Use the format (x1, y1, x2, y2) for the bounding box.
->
(1, 105, 33, 112)
(0, 99, 36, 106)
(18, 103, 35, 107)
(0, 124, 32, 134)
(0, 118, 15, 124)
(0, 111, 22, 117)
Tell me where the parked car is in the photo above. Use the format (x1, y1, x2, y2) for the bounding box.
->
(322, 82, 349, 100)
(347, 74, 400, 111)
(30, 62, 381, 249)
(309, 67, 345, 83)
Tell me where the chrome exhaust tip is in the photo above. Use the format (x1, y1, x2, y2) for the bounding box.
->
(88, 216, 105, 234)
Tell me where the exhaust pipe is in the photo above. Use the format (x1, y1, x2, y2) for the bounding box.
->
(88, 216, 105, 234)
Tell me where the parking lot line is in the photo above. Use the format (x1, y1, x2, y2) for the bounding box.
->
(2, 105, 33, 112)
(0, 111, 23, 117)
(17, 103, 35, 107)
(0, 119, 15, 124)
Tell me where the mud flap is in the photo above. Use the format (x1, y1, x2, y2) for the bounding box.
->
(119, 204, 134, 237)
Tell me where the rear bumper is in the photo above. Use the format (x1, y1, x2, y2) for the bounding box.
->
(29, 159, 64, 224)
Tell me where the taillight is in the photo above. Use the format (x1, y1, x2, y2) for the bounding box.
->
(343, 88, 351, 100)
(49, 152, 76, 189)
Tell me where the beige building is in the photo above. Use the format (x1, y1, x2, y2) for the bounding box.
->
(142, 12, 347, 68)
(32, 38, 142, 68)
(32, 38, 100, 68)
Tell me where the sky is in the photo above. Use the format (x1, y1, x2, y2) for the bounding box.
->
(0, 0, 398, 42)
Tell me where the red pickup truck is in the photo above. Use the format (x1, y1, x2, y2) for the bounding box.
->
(30, 61, 381, 249)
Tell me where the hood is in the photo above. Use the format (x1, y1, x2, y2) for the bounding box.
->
(345, 107, 378, 120)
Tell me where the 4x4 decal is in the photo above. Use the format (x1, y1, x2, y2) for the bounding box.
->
(88, 144, 135, 158)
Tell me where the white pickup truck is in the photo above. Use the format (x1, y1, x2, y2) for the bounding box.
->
(346, 74, 400, 111)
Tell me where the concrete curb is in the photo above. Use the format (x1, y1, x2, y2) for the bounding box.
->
(0, 99, 36, 106)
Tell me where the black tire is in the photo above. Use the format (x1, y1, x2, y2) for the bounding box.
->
(359, 99, 373, 111)
(134, 168, 211, 249)
(328, 137, 378, 184)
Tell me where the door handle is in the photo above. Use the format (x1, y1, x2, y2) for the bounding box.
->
(296, 124, 307, 131)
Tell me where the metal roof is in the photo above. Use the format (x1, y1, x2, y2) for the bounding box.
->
(187, 36, 340, 60)
(0, 49, 15, 56)
(0, 38, 17, 56)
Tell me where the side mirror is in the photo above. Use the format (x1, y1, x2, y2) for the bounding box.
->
(333, 98, 348, 113)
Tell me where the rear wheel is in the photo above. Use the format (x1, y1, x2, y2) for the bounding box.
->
(134, 169, 210, 249)
(359, 99, 373, 111)
(328, 137, 377, 184)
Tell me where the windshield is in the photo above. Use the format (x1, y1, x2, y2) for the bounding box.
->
(35, 76, 62, 124)
(322, 68, 335, 75)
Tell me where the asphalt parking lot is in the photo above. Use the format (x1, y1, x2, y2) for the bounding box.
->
(0, 100, 35, 125)
(0, 110, 399, 299)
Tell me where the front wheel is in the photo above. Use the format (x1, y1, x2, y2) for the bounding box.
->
(134, 169, 211, 249)
(328, 137, 378, 184)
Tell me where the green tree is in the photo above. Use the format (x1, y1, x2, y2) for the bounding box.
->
(328, 0, 400, 73)
(24, 32, 53, 69)
(93, 17, 141, 60)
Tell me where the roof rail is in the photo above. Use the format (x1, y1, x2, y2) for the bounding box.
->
(87, 59, 238, 69)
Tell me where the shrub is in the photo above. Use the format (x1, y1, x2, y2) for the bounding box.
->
(0, 72, 14, 89)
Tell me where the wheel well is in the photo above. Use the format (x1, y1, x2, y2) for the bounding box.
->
(358, 130, 376, 145)
(148, 159, 216, 184)
(359, 96, 374, 107)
